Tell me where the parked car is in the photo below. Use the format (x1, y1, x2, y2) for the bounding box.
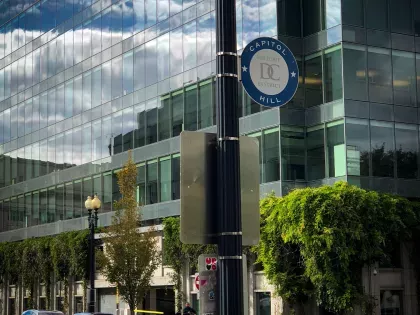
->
(22, 311, 64, 315)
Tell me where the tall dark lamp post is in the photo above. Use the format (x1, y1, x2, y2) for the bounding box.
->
(85, 194, 101, 313)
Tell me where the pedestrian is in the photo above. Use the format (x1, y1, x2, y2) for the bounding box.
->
(182, 302, 197, 314)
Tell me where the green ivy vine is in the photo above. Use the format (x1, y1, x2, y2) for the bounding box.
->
(257, 182, 420, 315)
(0, 230, 90, 313)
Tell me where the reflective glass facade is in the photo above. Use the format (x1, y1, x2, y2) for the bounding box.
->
(0, 0, 419, 234)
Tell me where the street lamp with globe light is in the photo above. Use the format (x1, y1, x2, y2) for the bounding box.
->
(85, 194, 101, 313)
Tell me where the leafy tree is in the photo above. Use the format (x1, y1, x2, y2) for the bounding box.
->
(0, 231, 89, 312)
(35, 237, 54, 309)
(51, 232, 77, 313)
(257, 182, 420, 314)
(22, 239, 40, 309)
(163, 217, 216, 312)
(99, 152, 161, 315)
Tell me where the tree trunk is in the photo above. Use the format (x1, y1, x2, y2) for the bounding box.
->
(129, 302, 136, 315)
(175, 269, 183, 312)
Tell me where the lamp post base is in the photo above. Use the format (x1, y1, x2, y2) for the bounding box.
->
(88, 288, 96, 313)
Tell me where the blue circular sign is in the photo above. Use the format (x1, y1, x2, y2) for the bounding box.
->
(241, 37, 299, 108)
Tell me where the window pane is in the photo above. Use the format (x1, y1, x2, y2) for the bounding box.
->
(346, 118, 369, 176)
(145, 0, 157, 28)
(158, 95, 171, 141)
(102, 8, 112, 50)
(380, 290, 403, 315)
(92, 66, 102, 108)
(146, 98, 158, 144)
(123, 0, 134, 39)
(342, 0, 363, 27)
(73, 127, 82, 166)
(32, 193, 39, 226)
(40, 190, 47, 224)
(18, 104, 25, 138)
(134, 0, 145, 33)
(307, 125, 325, 180)
(392, 51, 416, 106)
(184, 84, 197, 131)
(102, 115, 112, 158)
(17, 195, 24, 228)
(147, 161, 158, 204)
(112, 56, 123, 100)
(368, 47, 392, 104)
(390, 0, 412, 34)
(48, 136, 56, 173)
(112, 111, 123, 155)
(343, 44, 368, 101)
(102, 61, 112, 103)
(83, 20, 92, 60)
(249, 132, 263, 183)
(395, 124, 418, 179)
(48, 188, 55, 223)
(277, 0, 301, 37)
(324, 0, 341, 29)
(415, 1, 420, 36)
(305, 54, 323, 107)
(324, 46, 342, 102)
(64, 129, 73, 168)
(65, 183, 73, 219)
(159, 157, 171, 202)
(157, 33, 170, 81)
(48, 88, 56, 125)
(145, 39, 157, 86)
(65, 30, 74, 69)
(171, 155, 180, 200)
(303, 0, 321, 36)
(366, 0, 388, 30)
(92, 14, 102, 56)
(112, 170, 122, 205)
(371, 121, 394, 177)
(327, 120, 345, 177)
(93, 175, 102, 211)
(56, 133, 64, 171)
(56, 84, 65, 122)
(197, 14, 212, 65)
(40, 140, 48, 176)
(73, 180, 82, 218)
(104, 172, 112, 211)
(134, 45, 145, 90)
(74, 25, 83, 65)
(170, 0, 182, 15)
(281, 126, 305, 181)
(123, 107, 134, 151)
(183, 21, 196, 71)
(82, 123, 92, 164)
(65, 80, 73, 119)
(263, 129, 280, 183)
(73, 75, 82, 116)
(137, 164, 146, 205)
(134, 102, 146, 147)
(259, 0, 277, 36)
(123, 51, 134, 95)
(198, 79, 212, 129)
(172, 90, 184, 136)
(83, 71, 92, 112)
(256, 292, 271, 315)
(170, 28, 183, 76)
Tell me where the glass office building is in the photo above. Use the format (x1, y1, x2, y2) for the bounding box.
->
(0, 0, 418, 237)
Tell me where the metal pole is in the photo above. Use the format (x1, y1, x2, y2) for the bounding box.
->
(88, 209, 95, 313)
(215, 0, 243, 314)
